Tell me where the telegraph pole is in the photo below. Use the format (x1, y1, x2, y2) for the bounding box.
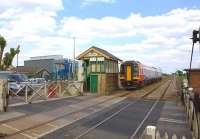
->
(17, 53, 18, 72)
(16, 45, 20, 73)
(73, 37, 76, 60)
(73, 37, 76, 80)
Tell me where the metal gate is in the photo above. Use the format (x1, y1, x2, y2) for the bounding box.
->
(8, 81, 83, 105)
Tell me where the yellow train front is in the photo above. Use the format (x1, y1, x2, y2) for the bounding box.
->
(120, 61, 162, 89)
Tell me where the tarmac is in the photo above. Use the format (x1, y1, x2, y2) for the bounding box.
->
(0, 93, 193, 139)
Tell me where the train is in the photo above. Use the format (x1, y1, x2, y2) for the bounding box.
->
(120, 61, 162, 89)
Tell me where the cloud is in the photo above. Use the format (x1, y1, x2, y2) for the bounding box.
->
(0, 4, 200, 72)
(0, 0, 63, 12)
(59, 8, 200, 41)
(58, 16, 136, 38)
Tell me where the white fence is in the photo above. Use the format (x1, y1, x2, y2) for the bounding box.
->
(140, 79, 200, 139)
(140, 126, 187, 139)
(182, 80, 200, 139)
(8, 80, 84, 105)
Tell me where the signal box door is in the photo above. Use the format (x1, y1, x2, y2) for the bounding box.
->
(126, 66, 132, 81)
(90, 75, 98, 93)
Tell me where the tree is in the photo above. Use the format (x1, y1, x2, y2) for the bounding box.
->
(0, 35, 20, 70)
(176, 70, 184, 76)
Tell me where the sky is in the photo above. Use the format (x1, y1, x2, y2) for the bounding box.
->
(0, 0, 200, 73)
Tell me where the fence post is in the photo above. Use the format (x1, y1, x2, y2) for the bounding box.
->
(163, 132, 169, 139)
(140, 126, 156, 139)
(155, 131, 161, 139)
(0, 79, 8, 112)
(44, 81, 47, 99)
(25, 85, 28, 103)
(172, 134, 178, 139)
(57, 80, 62, 97)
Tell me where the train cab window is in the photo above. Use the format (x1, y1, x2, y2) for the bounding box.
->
(120, 65, 125, 74)
(132, 64, 138, 76)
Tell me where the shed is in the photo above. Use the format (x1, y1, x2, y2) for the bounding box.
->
(185, 68, 200, 95)
(77, 46, 122, 95)
(24, 55, 77, 80)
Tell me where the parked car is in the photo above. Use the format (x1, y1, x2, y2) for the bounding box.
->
(0, 72, 33, 96)
(28, 78, 46, 84)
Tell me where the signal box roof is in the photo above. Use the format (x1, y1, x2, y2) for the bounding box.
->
(77, 46, 122, 61)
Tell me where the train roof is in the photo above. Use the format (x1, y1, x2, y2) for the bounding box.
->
(121, 60, 141, 64)
(121, 60, 161, 71)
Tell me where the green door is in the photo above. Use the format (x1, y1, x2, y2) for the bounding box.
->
(86, 76, 90, 91)
(90, 75, 98, 93)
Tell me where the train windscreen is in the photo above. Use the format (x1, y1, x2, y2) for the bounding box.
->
(132, 64, 138, 77)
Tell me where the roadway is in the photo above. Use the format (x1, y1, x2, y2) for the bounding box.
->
(0, 79, 192, 139)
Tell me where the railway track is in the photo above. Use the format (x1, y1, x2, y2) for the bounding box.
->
(65, 80, 171, 139)
(0, 95, 98, 124)
(0, 79, 171, 139)
(0, 93, 130, 138)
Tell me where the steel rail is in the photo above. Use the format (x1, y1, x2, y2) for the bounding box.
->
(0, 95, 99, 125)
(128, 80, 172, 139)
(74, 80, 171, 139)
(3, 79, 169, 138)
(3, 93, 130, 138)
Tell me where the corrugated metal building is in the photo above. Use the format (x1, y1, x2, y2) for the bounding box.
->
(24, 55, 78, 80)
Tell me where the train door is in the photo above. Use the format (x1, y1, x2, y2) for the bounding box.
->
(126, 65, 132, 81)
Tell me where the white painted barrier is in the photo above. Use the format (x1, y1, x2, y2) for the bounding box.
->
(140, 126, 187, 139)
(0, 79, 8, 112)
(7, 80, 84, 105)
(182, 80, 200, 139)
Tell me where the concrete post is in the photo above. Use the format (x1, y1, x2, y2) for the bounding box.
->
(172, 134, 178, 139)
(0, 79, 8, 112)
(140, 126, 156, 139)
(44, 81, 47, 99)
(146, 126, 156, 139)
(163, 132, 169, 139)
(57, 80, 62, 97)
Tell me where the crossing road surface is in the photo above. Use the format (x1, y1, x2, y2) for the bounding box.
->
(40, 99, 191, 139)
(40, 80, 192, 139)
(0, 79, 192, 139)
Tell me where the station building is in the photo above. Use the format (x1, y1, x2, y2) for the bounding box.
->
(77, 46, 122, 95)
